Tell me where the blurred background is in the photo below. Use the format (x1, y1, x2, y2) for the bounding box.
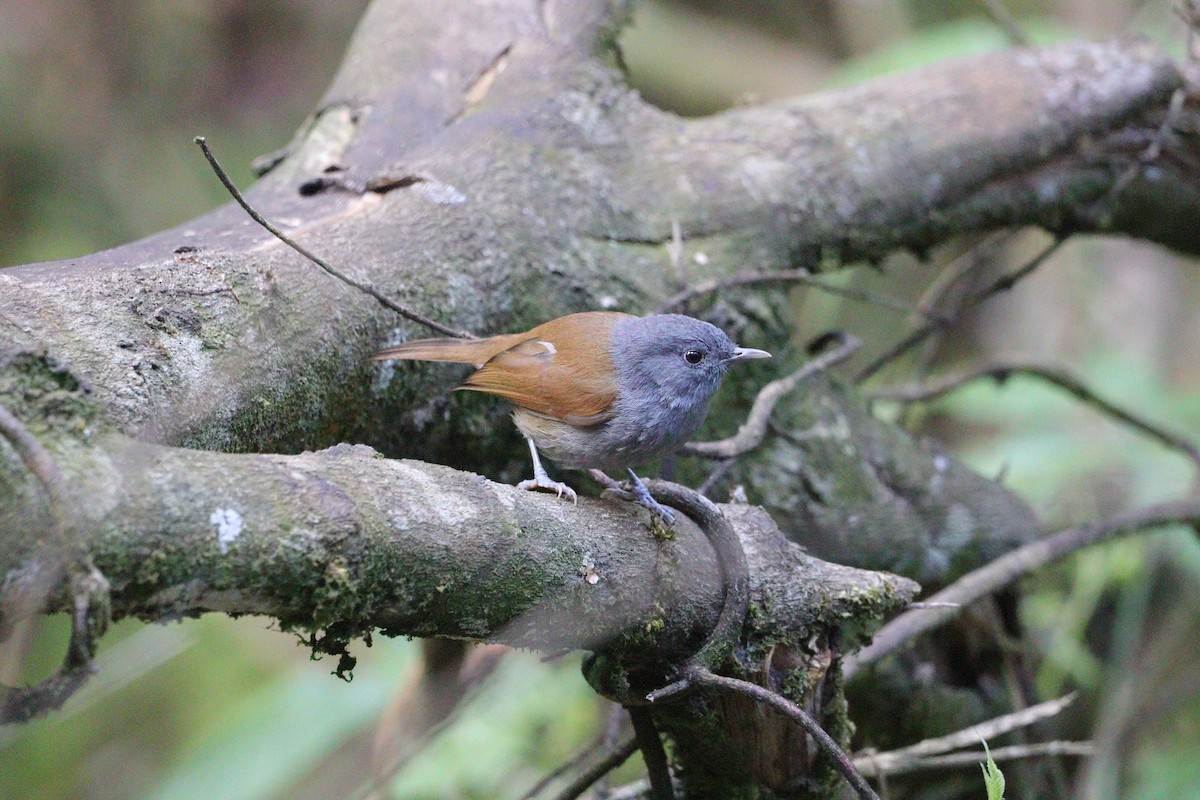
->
(2, 1, 1199, 798)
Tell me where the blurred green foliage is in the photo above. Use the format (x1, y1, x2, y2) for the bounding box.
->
(3, 1, 1200, 798)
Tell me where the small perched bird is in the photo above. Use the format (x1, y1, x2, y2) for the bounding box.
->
(373, 311, 770, 521)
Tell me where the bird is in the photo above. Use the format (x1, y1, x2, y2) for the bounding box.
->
(373, 311, 770, 521)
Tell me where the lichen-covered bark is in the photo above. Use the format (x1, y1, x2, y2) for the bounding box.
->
(0, 12, 1192, 461)
(0, 350, 916, 793)
(3, 0, 1197, 795)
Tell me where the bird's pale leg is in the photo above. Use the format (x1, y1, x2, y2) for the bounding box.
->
(623, 468, 676, 524)
(516, 438, 578, 503)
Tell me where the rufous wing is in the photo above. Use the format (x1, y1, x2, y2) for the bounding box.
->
(457, 311, 631, 424)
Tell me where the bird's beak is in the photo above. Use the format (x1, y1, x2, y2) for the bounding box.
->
(729, 346, 772, 362)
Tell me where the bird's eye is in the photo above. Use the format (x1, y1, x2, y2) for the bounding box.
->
(684, 349, 704, 365)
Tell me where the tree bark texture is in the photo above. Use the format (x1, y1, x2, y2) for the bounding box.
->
(2, 0, 1198, 796)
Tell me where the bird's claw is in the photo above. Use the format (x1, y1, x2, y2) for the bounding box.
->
(609, 476, 676, 525)
(517, 476, 578, 504)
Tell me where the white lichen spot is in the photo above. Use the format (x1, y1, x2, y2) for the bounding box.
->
(376, 359, 396, 391)
(692, 252, 709, 265)
(210, 508, 243, 554)
(418, 180, 466, 205)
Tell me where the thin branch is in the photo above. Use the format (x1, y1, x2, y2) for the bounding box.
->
(545, 737, 639, 800)
(1092, 82, 1188, 218)
(979, 0, 1029, 46)
(856, 742, 1094, 777)
(855, 238, 1064, 383)
(914, 233, 1013, 320)
(521, 736, 605, 800)
(855, 693, 1077, 771)
(656, 269, 939, 320)
(868, 362, 1200, 475)
(844, 497, 1200, 678)
(681, 332, 861, 459)
(684, 667, 880, 800)
(0, 400, 93, 723)
(194, 137, 476, 340)
(0, 401, 69, 512)
(696, 458, 735, 498)
(628, 707, 674, 800)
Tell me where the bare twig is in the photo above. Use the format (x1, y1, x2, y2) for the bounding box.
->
(897, 235, 1010, 428)
(194, 137, 476, 340)
(979, 0, 1029, 46)
(855, 693, 1077, 773)
(0, 401, 69, 512)
(629, 707, 674, 800)
(656, 269, 938, 319)
(696, 458, 735, 498)
(0, 397, 109, 724)
(914, 233, 1013, 320)
(856, 742, 1093, 777)
(545, 737, 639, 800)
(682, 667, 880, 800)
(681, 332, 861, 459)
(855, 238, 1063, 383)
(868, 362, 1200, 475)
(1097, 87, 1187, 209)
(844, 497, 1200, 678)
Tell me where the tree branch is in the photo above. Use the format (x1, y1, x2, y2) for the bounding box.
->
(0, 28, 1192, 461)
(844, 497, 1200, 678)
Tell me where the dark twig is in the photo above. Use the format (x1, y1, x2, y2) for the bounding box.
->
(683, 667, 880, 800)
(628, 707, 674, 800)
(1095, 87, 1187, 212)
(898, 235, 1010, 427)
(979, 0, 1029, 46)
(682, 332, 861, 459)
(868, 362, 1200, 475)
(855, 238, 1063, 383)
(546, 736, 639, 800)
(844, 497, 1200, 679)
(656, 269, 941, 320)
(193, 137, 475, 340)
(696, 458, 735, 498)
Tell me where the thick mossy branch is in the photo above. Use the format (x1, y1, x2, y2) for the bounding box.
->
(0, 355, 916, 670)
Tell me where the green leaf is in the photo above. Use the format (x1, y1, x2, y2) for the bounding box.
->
(981, 740, 1006, 800)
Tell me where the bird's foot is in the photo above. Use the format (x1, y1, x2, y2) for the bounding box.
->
(619, 470, 676, 526)
(517, 475, 578, 504)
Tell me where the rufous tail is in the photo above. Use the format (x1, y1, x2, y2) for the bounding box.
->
(372, 335, 521, 364)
